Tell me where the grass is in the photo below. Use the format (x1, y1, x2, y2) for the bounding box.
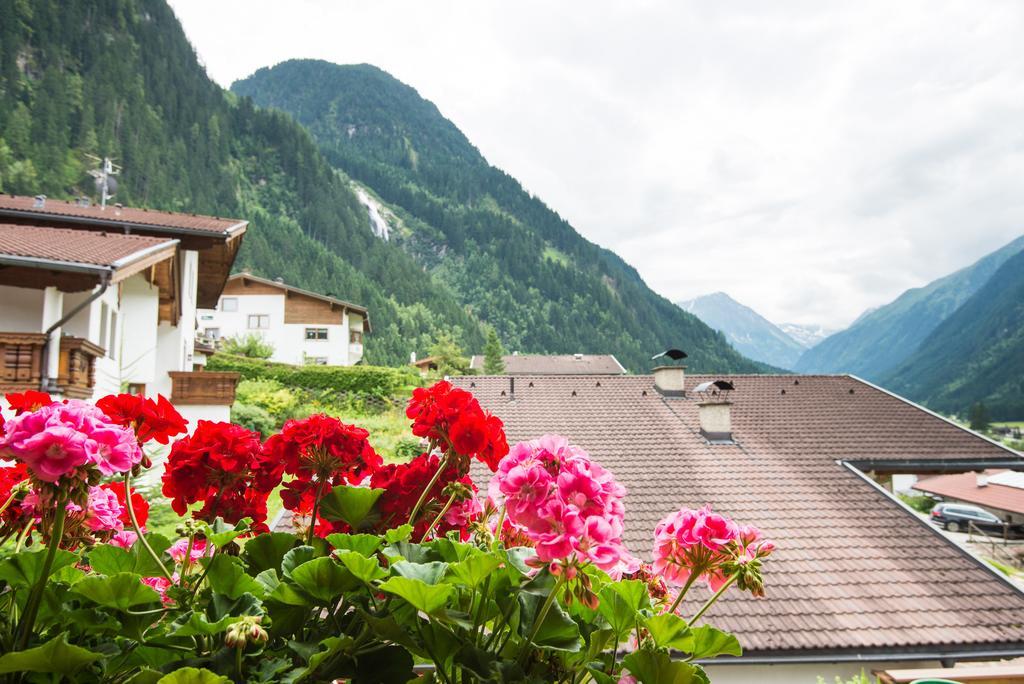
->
(986, 557, 1024, 578)
(542, 245, 571, 267)
(992, 421, 1024, 429)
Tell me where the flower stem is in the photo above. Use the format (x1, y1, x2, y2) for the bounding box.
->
(420, 492, 457, 542)
(518, 573, 568, 666)
(407, 452, 449, 527)
(179, 532, 196, 585)
(667, 572, 700, 615)
(123, 473, 174, 582)
(17, 491, 68, 649)
(0, 484, 24, 518)
(686, 573, 738, 627)
(307, 480, 325, 546)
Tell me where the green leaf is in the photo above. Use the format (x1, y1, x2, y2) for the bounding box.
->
(0, 548, 78, 587)
(354, 644, 415, 684)
(317, 484, 383, 528)
(169, 611, 240, 637)
(325, 532, 382, 557)
(125, 669, 165, 684)
(72, 572, 162, 610)
(517, 592, 582, 652)
(335, 550, 386, 584)
(379, 576, 453, 615)
(255, 568, 281, 595)
(289, 557, 357, 602)
(688, 624, 742, 659)
(384, 524, 413, 543)
(88, 544, 136, 575)
(0, 633, 102, 675)
(243, 532, 300, 574)
(281, 545, 318, 579)
(51, 564, 87, 585)
(156, 667, 231, 684)
(598, 580, 649, 640)
(391, 560, 448, 585)
(446, 554, 501, 589)
(622, 650, 700, 684)
(132, 533, 173, 577)
(202, 517, 251, 548)
(204, 554, 264, 599)
(643, 613, 693, 651)
(502, 546, 536, 576)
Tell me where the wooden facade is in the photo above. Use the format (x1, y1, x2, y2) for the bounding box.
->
(0, 332, 104, 399)
(168, 371, 240, 406)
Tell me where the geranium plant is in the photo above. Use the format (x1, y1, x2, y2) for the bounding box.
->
(0, 381, 772, 683)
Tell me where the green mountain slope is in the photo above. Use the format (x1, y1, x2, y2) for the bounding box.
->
(231, 60, 766, 374)
(883, 248, 1024, 420)
(794, 234, 1024, 379)
(677, 292, 806, 369)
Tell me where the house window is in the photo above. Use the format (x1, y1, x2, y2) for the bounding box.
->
(247, 314, 270, 329)
(349, 330, 363, 345)
(127, 383, 146, 396)
(305, 327, 328, 340)
(221, 297, 238, 312)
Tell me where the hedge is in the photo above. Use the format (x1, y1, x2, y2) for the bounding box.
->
(206, 353, 417, 398)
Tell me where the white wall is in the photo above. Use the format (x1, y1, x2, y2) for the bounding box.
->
(704, 659, 940, 684)
(153, 250, 199, 397)
(120, 275, 161, 387)
(178, 404, 231, 426)
(0, 286, 46, 331)
(198, 292, 364, 366)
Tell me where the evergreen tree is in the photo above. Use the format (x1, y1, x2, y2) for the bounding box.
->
(483, 327, 506, 374)
(968, 402, 991, 431)
(429, 331, 470, 377)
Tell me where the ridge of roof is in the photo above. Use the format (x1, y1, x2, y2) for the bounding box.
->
(228, 272, 368, 314)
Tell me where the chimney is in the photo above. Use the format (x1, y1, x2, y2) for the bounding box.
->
(694, 380, 736, 443)
(573, 353, 583, 360)
(410, 351, 417, 364)
(33, 194, 46, 208)
(651, 348, 688, 396)
(977, 472, 989, 488)
(698, 400, 733, 443)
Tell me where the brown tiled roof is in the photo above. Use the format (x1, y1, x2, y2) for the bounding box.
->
(468, 354, 627, 375)
(0, 224, 176, 271)
(0, 195, 246, 237)
(913, 470, 1024, 516)
(226, 273, 368, 315)
(453, 373, 1024, 657)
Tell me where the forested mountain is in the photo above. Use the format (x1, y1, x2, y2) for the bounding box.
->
(883, 248, 1024, 420)
(0, 0, 481, 365)
(230, 60, 767, 374)
(794, 234, 1024, 379)
(0, 5, 763, 374)
(677, 292, 805, 369)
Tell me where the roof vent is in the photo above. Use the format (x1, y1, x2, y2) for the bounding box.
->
(274, 277, 284, 283)
(694, 380, 735, 443)
(574, 353, 583, 360)
(77, 196, 90, 207)
(33, 195, 46, 208)
(651, 349, 688, 396)
(977, 472, 989, 488)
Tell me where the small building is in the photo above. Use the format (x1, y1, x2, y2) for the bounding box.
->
(197, 273, 368, 366)
(0, 194, 247, 424)
(454, 367, 1024, 682)
(468, 353, 626, 375)
(913, 470, 1024, 524)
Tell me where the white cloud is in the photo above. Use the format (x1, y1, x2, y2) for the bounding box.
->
(168, 0, 1024, 328)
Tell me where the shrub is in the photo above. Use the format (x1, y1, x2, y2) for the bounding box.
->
(235, 378, 299, 423)
(221, 333, 275, 359)
(207, 352, 415, 398)
(230, 401, 276, 436)
(899, 492, 937, 514)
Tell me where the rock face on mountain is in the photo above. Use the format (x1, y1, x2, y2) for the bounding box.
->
(677, 292, 806, 369)
(794, 234, 1024, 381)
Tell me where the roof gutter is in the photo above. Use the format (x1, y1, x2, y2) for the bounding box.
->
(840, 459, 1024, 599)
(697, 646, 1024, 666)
(846, 458, 1024, 472)
(0, 207, 246, 239)
(0, 254, 117, 276)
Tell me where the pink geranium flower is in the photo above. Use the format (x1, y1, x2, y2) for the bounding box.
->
(82, 485, 125, 532)
(168, 538, 210, 564)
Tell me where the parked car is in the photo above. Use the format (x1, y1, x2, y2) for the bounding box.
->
(929, 502, 1021, 536)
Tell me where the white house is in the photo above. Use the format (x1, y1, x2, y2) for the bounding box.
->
(197, 273, 369, 366)
(0, 195, 248, 425)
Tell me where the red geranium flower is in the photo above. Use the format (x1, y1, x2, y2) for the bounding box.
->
(162, 420, 280, 530)
(405, 381, 509, 472)
(369, 453, 476, 539)
(102, 480, 149, 529)
(265, 414, 382, 516)
(5, 391, 54, 416)
(0, 462, 32, 532)
(97, 393, 188, 445)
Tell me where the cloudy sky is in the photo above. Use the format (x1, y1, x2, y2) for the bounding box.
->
(169, 0, 1024, 329)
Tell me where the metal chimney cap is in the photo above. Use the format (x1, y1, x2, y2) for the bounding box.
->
(652, 348, 688, 361)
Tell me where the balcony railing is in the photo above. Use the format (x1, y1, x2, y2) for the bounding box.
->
(1, 332, 103, 399)
(168, 371, 241, 406)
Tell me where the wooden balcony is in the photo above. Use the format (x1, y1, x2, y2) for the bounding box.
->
(0, 332, 103, 399)
(168, 371, 240, 406)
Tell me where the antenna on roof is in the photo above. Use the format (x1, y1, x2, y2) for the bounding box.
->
(85, 154, 121, 209)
